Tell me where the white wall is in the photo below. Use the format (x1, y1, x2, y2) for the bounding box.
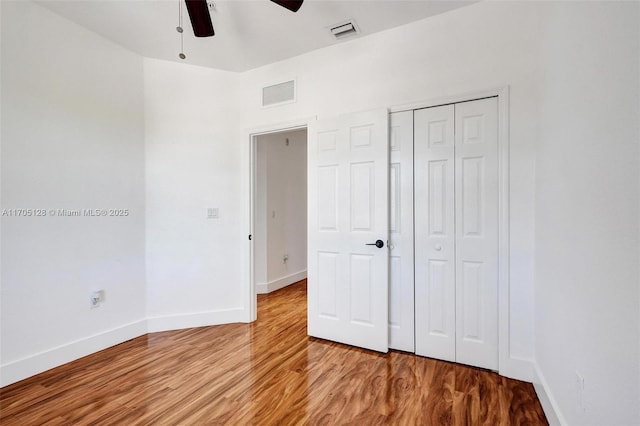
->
(255, 129, 307, 293)
(144, 58, 246, 330)
(1, 1, 146, 386)
(534, 2, 640, 424)
(239, 1, 540, 378)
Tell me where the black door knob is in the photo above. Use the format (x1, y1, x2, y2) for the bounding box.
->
(365, 240, 384, 248)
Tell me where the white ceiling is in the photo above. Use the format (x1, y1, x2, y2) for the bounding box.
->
(37, 0, 475, 72)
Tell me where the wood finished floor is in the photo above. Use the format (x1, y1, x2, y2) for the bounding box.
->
(0, 280, 547, 425)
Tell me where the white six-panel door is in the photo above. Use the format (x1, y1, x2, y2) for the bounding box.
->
(388, 111, 414, 352)
(414, 97, 499, 370)
(307, 109, 389, 353)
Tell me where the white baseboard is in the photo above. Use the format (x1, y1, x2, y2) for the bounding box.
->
(499, 355, 535, 382)
(256, 270, 307, 294)
(146, 307, 246, 333)
(533, 363, 566, 426)
(500, 357, 564, 425)
(1, 307, 249, 388)
(0, 319, 147, 388)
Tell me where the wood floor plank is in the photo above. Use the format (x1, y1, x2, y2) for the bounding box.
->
(0, 280, 548, 425)
(453, 364, 480, 426)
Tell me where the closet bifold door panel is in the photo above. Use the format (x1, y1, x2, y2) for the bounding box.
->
(454, 98, 499, 370)
(414, 104, 456, 362)
(414, 97, 499, 370)
(388, 111, 415, 352)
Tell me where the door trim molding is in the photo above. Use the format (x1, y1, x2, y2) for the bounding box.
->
(390, 87, 508, 114)
(391, 86, 529, 380)
(243, 116, 314, 322)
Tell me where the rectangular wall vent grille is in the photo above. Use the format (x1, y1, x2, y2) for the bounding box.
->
(262, 80, 295, 107)
(331, 21, 358, 39)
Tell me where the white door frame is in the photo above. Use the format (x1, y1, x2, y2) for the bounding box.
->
(392, 86, 528, 380)
(243, 117, 314, 322)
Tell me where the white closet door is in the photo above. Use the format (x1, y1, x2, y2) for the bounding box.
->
(388, 111, 414, 352)
(307, 109, 390, 353)
(454, 98, 499, 370)
(414, 105, 456, 362)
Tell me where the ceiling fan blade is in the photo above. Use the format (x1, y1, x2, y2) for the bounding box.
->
(185, 0, 215, 37)
(270, 0, 304, 13)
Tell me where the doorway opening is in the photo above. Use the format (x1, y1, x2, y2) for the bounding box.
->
(251, 127, 308, 319)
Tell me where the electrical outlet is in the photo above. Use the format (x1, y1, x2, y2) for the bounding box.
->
(207, 208, 219, 219)
(90, 290, 104, 309)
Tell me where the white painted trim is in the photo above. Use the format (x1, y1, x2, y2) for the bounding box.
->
(389, 87, 509, 113)
(496, 86, 513, 378)
(499, 355, 534, 382)
(146, 308, 245, 333)
(257, 270, 307, 294)
(245, 135, 256, 322)
(0, 319, 147, 387)
(244, 117, 314, 323)
(1, 307, 247, 387)
(246, 116, 316, 137)
(533, 363, 566, 426)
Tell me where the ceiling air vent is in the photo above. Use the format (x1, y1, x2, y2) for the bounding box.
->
(330, 21, 359, 39)
(262, 79, 296, 107)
